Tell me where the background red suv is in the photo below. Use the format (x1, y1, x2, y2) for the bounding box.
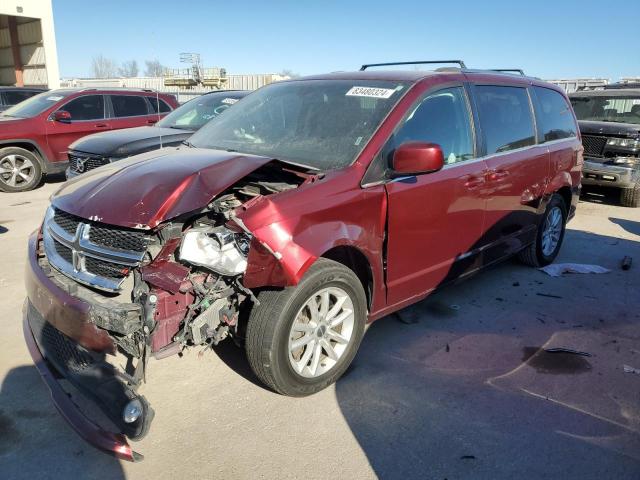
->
(0, 88, 178, 192)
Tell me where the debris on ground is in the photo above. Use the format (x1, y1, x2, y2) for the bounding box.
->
(623, 364, 640, 374)
(544, 347, 592, 357)
(512, 281, 520, 287)
(539, 263, 611, 277)
(460, 455, 476, 460)
(536, 292, 563, 299)
(621, 256, 633, 271)
(446, 343, 450, 353)
(450, 304, 460, 311)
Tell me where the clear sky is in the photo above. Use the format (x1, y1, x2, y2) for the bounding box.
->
(52, 0, 638, 81)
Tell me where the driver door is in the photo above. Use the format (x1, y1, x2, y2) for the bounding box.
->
(384, 86, 488, 306)
(46, 94, 109, 161)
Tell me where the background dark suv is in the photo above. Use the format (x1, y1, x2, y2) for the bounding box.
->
(0, 87, 47, 112)
(570, 83, 640, 207)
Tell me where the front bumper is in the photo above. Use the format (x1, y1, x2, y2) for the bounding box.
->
(582, 159, 638, 188)
(23, 231, 150, 461)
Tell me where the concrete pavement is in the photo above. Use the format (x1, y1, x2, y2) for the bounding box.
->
(0, 181, 638, 479)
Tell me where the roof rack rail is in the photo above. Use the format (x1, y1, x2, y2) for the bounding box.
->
(360, 60, 466, 71)
(490, 69, 525, 75)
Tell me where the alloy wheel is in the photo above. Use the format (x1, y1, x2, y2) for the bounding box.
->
(288, 286, 355, 378)
(0, 154, 36, 188)
(541, 206, 563, 256)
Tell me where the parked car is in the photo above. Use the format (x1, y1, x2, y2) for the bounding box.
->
(66, 90, 249, 178)
(0, 88, 178, 192)
(23, 62, 582, 460)
(570, 83, 640, 207)
(0, 86, 47, 113)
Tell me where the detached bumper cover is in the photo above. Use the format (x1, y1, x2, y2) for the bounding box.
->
(23, 231, 149, 461)
(22, 305, 140, 461)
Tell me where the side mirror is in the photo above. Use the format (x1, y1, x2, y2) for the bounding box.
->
(52, 110, 72, 123)
(391, 142, 445, 176)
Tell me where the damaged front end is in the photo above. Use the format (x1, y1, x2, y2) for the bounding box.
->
(24, 159, 312, 460)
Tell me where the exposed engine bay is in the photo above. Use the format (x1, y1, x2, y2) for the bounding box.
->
(37, 161, 313, 441)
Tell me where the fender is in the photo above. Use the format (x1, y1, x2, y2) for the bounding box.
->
(234, 186, 387, 313)
(0, 138, 56, 172)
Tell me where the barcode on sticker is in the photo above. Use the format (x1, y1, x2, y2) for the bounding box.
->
(221, 98, 238, 105)
(346, 86, 395, 99)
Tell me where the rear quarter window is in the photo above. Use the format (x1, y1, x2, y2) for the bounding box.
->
(147, 97, 172, 113)
(110, 95, 150, 117)
(475, 85, 536, 155)
(533, 87, 577, 142)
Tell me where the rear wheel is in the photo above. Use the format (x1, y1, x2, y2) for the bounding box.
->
(245, 258, 366, 396)
(620, 181, 640, 208)
(0, 147, 43, 192)
(518, 193, 567, 267)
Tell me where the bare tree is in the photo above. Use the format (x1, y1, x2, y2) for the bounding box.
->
(279, 69, 300, 78)
(92, 54, 118, 78)
(144, 59, 165, 77)
(119, 60, 139, 78)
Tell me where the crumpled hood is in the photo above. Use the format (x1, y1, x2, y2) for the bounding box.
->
(69, 126, 192, 157)
(52, 147, 272, 229)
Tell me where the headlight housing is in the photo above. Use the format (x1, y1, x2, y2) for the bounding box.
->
(612, 156, 640, 166)
(606, 137, 640, 149)
(179, 225, 250, 276)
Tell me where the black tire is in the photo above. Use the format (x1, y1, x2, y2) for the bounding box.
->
(517, 193, 567, 267)
(245, 258, 367, 397)
(0, 147, 43, 192)
(620, 182, 640, 208)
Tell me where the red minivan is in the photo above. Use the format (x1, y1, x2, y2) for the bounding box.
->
(23, 62, 582, 460)
(0, 88, 177, 192)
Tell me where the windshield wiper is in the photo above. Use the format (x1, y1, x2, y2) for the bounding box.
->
(182, 140, 195, 147)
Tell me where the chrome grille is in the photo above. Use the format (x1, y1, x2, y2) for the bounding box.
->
(68, 151, 111, 174)
(42, 207, 149, 291)
(581, 135, 607, 157)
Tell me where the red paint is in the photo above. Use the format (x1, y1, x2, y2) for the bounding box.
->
(150, 285, 195, 352)
(0, 89, 177, 172)
(392, 142, 444, 175)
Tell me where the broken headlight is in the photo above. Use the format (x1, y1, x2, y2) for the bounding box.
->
(179, 225, 249, 276)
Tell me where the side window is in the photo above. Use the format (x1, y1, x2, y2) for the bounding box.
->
(5, 90, 36, 106)
(110, 95, 150, 117)
(147, 97, 171, 113)
(61, 95, 105, 121)
(394, 87, 474, 165)
(533, 87, 577, 142)
(475, 86, 535, 154)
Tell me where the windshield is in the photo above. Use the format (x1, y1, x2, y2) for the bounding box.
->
(1, 90, 75, 118)
(571, 95, 640, 125)
(157, 92, 247, 131)
(189, 79, 409, 170)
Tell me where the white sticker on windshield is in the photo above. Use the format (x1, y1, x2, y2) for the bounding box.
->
(221, 98, 238, 105)
(47, 95, 64, 101)
(346, 86, 395, 99)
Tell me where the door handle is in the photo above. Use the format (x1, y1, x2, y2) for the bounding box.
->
(487, 169, 509, 181)
(463, 175, 485, 189)
(147, 119, 158, 124)
(94, 123, 108, 128)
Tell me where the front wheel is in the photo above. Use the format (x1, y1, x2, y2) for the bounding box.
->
(517, 193, 567, 267)
(245, 258, 367, 396)
(0, 147, 43, 192)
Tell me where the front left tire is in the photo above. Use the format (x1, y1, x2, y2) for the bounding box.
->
(245, 258, 367, 397)
(0, 147, 43, 192)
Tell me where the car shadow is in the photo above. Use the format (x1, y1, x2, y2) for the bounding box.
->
(0, 365, 125, 480)
(334, 228, 640, 479)
(580, 185, 622, 206)
(609, 217, 640, 236)
(211, 339, 266, 390)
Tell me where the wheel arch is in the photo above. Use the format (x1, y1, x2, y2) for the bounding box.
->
(0, 139, 48, 168)
(321, 245, 374, 310)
